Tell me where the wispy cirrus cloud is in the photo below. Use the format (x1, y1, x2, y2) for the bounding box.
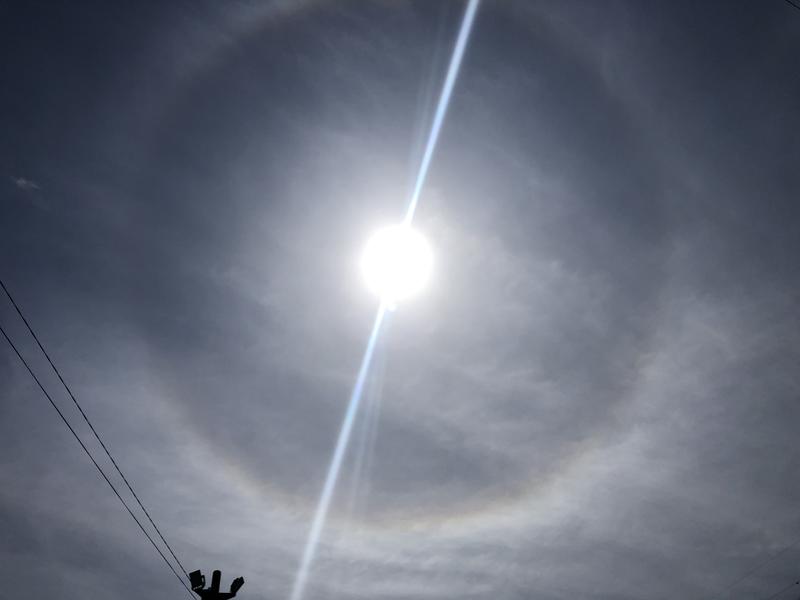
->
(1, 2, 798, 600)
(10, 176, 41, 192)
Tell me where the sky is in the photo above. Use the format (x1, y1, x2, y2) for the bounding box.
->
(1, 1, 800, 599)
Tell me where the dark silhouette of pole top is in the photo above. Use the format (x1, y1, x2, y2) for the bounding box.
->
(190, 569, 245, 600)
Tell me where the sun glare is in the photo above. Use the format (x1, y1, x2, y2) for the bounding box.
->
(361, 225, 433, 305)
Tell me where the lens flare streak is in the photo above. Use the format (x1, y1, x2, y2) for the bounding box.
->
(289, 2, 480, 599)
(289, 306, 387, 600)
(404, 0, 480, 224)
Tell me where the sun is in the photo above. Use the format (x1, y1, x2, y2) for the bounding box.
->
(361, 225, 433, 305)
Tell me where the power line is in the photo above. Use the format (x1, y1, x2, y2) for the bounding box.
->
(783, 0, 800, 13)
(0, 278, 190, 580)
(0, 324, 195, 599)
(764, 579, 799, 600)
(709, 538, 800, 599)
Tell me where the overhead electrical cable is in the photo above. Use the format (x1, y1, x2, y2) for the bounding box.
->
(0, 278, 190, 580)
(763, 579, 799, 600)
(0, 324, 194, 599)
(708, 536, 800, 599)
(783, 0, 800, 13)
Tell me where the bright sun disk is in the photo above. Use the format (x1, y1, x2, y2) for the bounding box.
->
(361, 225, 433, 305)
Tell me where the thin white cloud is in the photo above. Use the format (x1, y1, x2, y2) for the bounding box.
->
(11, 176, 41, 192)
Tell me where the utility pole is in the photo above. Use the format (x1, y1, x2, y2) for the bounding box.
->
(190, 569, 245, 599)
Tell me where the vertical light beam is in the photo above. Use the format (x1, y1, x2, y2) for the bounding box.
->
(289, 2, 480, 599)
(289, 305, 387, 600)
(403, 0, 480, 224)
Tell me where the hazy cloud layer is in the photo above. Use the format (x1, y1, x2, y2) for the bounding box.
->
(1, 2, 799, 600)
